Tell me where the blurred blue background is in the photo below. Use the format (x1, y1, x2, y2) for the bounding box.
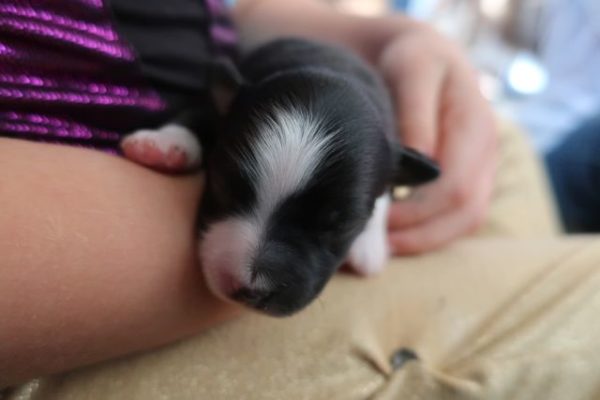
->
(267, 0, 599, 157)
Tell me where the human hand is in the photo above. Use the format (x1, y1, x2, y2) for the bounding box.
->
(377, 21, 497, 255)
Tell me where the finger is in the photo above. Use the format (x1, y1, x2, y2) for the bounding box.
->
(387, 179, 451, 230)
(389, 186, 488, 256)
(380, 40, 445, 156)
(438, 64, 496, 180)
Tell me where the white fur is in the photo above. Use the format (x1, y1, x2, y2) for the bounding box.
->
(348, 194, 391, 276)
(126, 124, 202, 167)
(244, 108, 335, 216)
(200, 108, 334, 296)
(199, 217, 263, 300)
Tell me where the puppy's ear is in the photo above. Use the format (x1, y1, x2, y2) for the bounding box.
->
(392, 143, 440, 186)
(210, 59, 246, 115)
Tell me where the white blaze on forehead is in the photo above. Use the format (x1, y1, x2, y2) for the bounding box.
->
(243, 107, 335, 217)
(200, 107, 336, 297)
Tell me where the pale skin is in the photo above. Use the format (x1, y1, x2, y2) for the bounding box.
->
(0, 0, 496, 386)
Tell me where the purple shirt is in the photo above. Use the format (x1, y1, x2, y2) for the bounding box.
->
(0, 0, 237, 153)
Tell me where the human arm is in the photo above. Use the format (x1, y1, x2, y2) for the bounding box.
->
(0, 139, 238, 386)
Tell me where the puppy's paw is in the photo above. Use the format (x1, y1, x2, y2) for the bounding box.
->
(348, 230, 390, 276)
(347, 195, 391, 276)
(121, 124, 202, 172)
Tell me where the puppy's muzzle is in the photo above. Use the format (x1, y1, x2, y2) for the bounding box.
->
(232, 287, 275, 311)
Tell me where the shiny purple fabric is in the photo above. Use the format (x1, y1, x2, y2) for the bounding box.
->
(0, 0, 198, 153)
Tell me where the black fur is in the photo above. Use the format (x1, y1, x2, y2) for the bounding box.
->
(200, 38, 439, 316)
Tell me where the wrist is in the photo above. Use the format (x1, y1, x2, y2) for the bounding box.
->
(343, 13, 419, 65)
(232, 0, 418, 64)
(232, 0, 336, 50)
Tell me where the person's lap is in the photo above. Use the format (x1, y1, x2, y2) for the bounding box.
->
(12, 237, 600, 400)
(9, 123, 595, 400)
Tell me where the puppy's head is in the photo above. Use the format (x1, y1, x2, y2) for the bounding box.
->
(200, 107, 366, 315)
(199, 73, 437, 316)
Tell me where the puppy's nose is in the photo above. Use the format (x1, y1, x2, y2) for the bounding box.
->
(232, 287, 273, 310)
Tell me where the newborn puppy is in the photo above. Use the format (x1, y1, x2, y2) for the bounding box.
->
(123, 38, 439, 316)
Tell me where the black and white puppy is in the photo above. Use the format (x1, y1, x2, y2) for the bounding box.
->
(123, 38, 439, 316)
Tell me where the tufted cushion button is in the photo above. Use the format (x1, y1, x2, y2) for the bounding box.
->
(390, 348, 419, 370)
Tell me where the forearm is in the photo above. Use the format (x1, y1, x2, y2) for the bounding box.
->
(233, 0, 417, 63)
(0, 139, 238, 386)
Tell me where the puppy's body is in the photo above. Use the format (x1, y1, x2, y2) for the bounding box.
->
(124, 38, 438, 316)
(240, 38, 397, 142)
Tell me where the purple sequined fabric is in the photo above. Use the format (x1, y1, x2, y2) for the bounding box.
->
(0, 0, 234, 153)
(205, 0, 238, 55)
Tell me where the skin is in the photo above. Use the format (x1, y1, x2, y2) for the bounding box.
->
(0, 139, 239, 386)
(0, 0, 496, 385)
